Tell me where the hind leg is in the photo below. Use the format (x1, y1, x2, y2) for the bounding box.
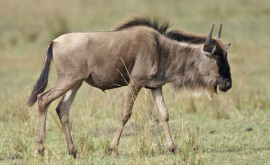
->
(37, 79, 80, 154)
(55, 82, 82, 158)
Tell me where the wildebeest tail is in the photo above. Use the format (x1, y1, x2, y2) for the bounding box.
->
(27, 41, 54, 106)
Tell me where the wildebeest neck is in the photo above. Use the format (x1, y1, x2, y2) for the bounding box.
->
(157, 36, 206, 90)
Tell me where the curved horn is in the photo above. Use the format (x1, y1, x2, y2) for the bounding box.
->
(216, 24, 222, 38)
(206, 24, 214, 44)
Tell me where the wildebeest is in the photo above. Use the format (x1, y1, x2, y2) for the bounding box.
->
(27, 17, 232, 158)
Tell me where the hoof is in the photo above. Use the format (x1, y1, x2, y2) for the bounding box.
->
(110, 148, 118, 158)
(69, 149, 77, 159)
(169, 147, 180, 154)
(37, 148, 44, 156)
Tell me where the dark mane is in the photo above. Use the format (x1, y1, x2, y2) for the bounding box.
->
(166, 30, 206, 44)
(114, 16, 170, 35)
(114, 16, 207, 44)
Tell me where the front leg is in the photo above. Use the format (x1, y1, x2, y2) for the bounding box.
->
(110, 82, 142, 157)
(151, 87, 178, 153)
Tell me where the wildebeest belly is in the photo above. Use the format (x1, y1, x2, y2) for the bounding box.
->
(84, 62, 132, 91)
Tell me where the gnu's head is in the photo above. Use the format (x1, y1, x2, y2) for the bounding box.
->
(198, 24, 232, 97)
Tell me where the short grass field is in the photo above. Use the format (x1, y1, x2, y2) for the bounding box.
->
(1, 0, 270, 164)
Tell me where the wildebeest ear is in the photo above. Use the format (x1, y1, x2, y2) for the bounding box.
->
(225, 43, 231, 50)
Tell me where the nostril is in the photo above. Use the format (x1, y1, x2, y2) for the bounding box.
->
(225, 81, 231, 88)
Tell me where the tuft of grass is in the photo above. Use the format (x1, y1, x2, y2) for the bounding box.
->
(97, 137, 111, 156)
(76, 131, 95, 157)
(181, 125, 204, 164)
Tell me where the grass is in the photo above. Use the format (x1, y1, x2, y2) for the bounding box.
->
(0, 0, 270, 164)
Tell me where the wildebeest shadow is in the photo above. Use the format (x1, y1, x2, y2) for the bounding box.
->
(99, 123, 141, 137)
(97, 120, 161, 137)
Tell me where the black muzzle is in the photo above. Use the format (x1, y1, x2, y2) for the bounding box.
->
(219, 78, 232, 92)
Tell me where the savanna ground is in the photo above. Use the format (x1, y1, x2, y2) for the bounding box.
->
(0, 0, 270, 164)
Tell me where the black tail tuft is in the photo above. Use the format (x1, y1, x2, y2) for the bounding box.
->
(27, 41, 54, 106)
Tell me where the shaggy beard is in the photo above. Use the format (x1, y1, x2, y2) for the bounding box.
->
(172, 77, 218, 100)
